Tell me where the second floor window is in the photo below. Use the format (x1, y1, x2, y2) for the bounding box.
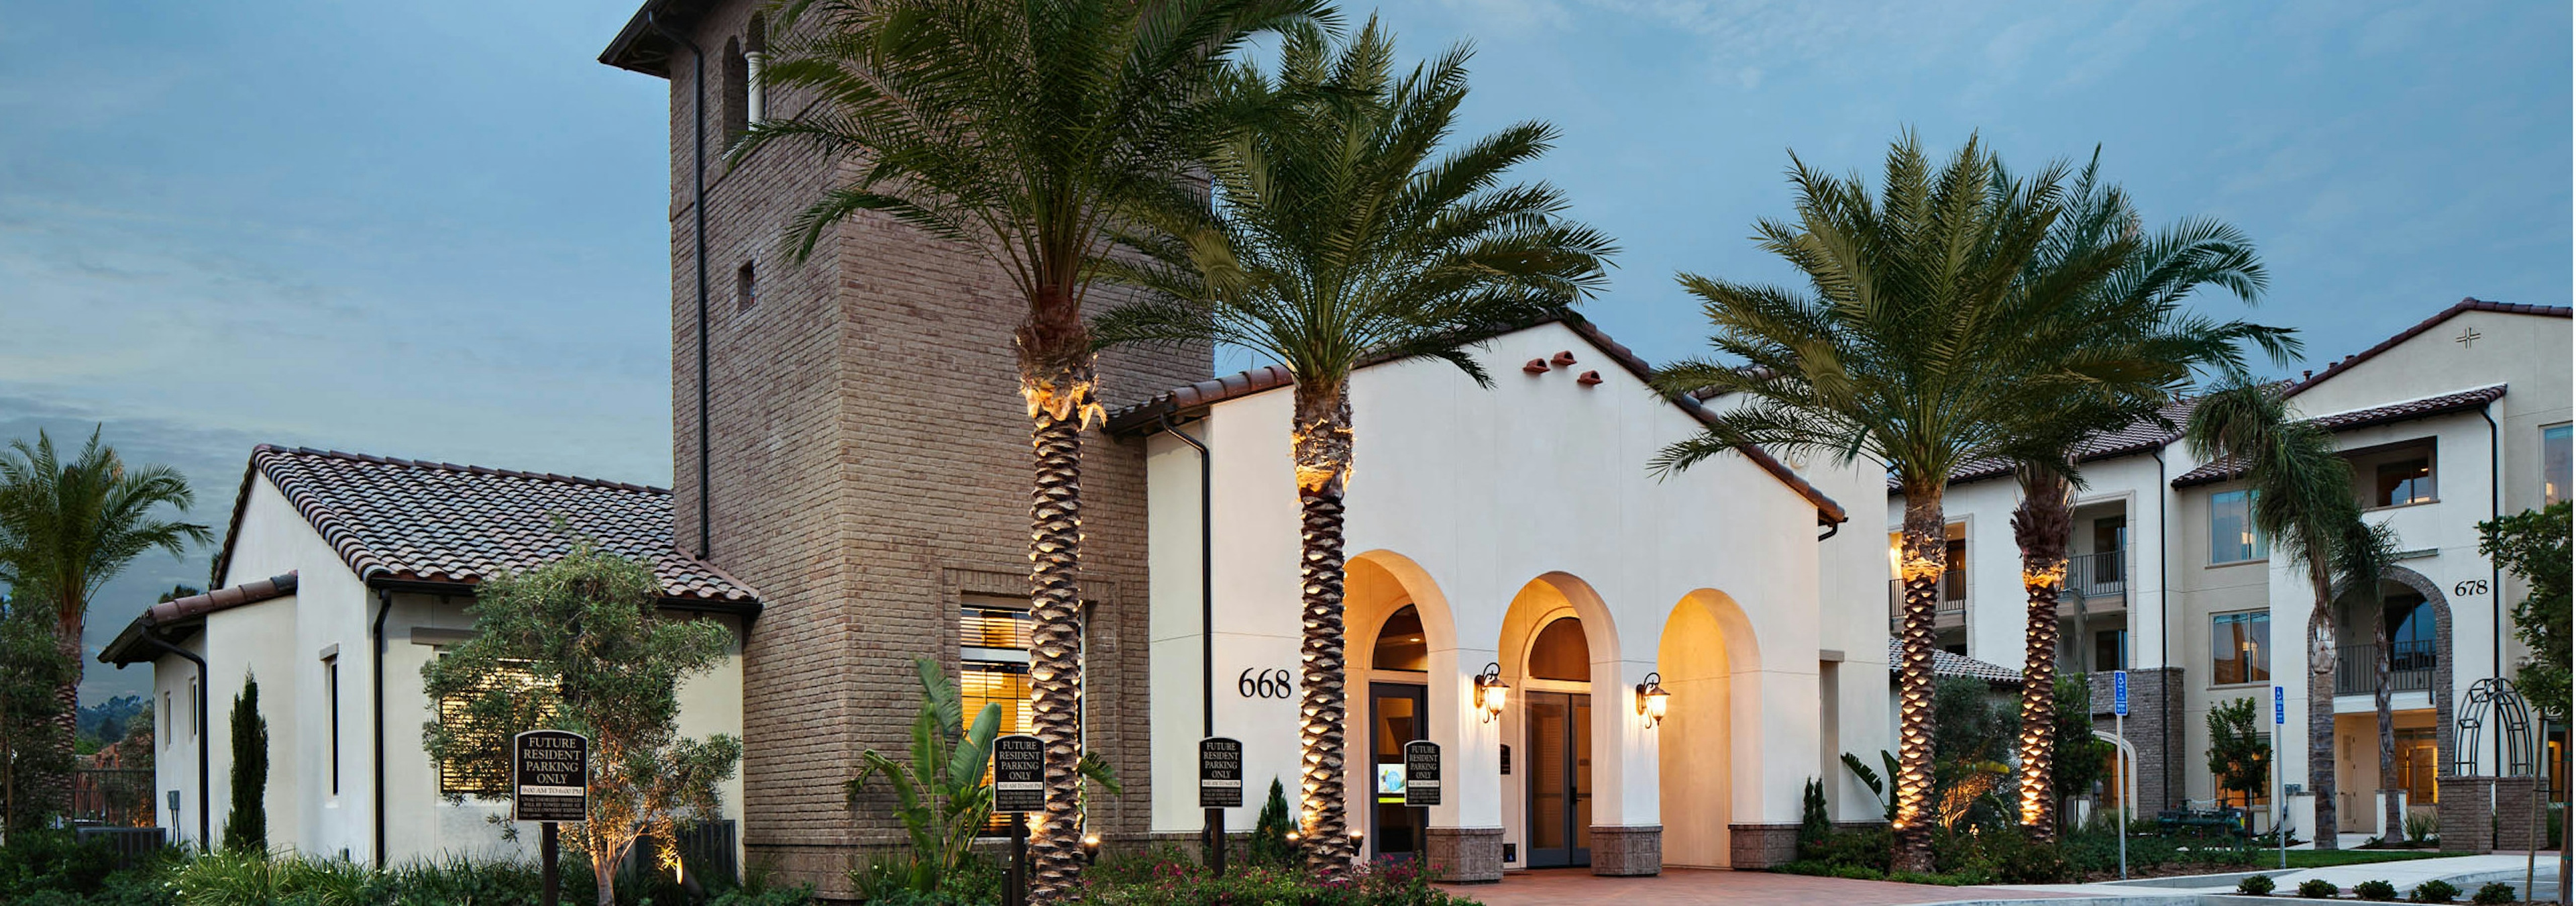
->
(2212, 611, 2270, 685)
(2374, 457, 2434, 507)
(2546, 424, 2571, 505)
(2209, 489, 2267, 565)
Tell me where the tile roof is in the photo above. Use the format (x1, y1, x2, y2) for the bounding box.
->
(2171, 384, 2508, 488)
(1898, 397, 2204, 491)
(2286, 299, 2569, 398)
(209, 446, 759, 605)
(99, 572, 301, 665)
(1104, 315, 1849, 525)
(1886, 638, 2023, 686)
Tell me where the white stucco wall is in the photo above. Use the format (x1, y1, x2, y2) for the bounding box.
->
(1146, 322, 1858, 867)
(123, 473, 747, 866)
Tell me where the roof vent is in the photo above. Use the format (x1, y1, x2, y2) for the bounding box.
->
(1523, 358, 1549, 374)
(1550, 350, 1577, 366)
(1576, 370, 1603, 387)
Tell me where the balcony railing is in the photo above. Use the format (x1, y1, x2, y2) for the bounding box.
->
(2333, 641, 2436, 696)
(2067, 550, 2126, 600)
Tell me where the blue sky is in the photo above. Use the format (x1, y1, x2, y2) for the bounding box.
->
(3, 1, 2567, 703)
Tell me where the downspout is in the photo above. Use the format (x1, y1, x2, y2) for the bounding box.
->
(371, 587, 392, 866)
(1157, 413, 1215, 738)
(2479, 403, 2500, 695)
(2153, 446, 2174, 809)
(649, 11, 713, 558)
(136, 632, 209, 849)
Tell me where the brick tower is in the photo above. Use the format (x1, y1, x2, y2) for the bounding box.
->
(601, 4, 1209, 895)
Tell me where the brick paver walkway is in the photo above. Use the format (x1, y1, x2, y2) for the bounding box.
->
(1440, 868, 2088, 905)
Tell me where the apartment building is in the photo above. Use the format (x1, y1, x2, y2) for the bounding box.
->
(1888, 298, 2572, 840)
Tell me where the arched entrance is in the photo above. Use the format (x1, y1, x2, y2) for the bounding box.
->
(1656, 589, 1762, 867)
(1344, 552, 1458, 863)
(1496, 573, 1620, 870)
(2328, 564, 2456, 832)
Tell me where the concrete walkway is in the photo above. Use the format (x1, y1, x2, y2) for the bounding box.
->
(1440, 868, 2088, 905)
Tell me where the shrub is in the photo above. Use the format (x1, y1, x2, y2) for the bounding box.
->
(1081, 858, 1473, 906)
(2409, 878, 2459, 903)
(2403, 811, 2438, 848)
(2298, 878, 2342, 898)
(0, 830, 119, 898)
(2239, 873, 2276, 895)
(2355, 878, 2400, 901)
(2471, 881, 2518, 905)
(1799, 778, 1831, 848)
(1250, 778, 1297, 866)
(1798, 825, 1893, 872)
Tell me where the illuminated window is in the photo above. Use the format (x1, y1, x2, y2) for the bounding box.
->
(961, 599, 1033, 833)
(2211, 611, 2270, 685)
(1373, 605, 1429, 672)
(2545, 424, 2571, 505)
(437, 660, 544, 797)
(2208, 490, 2267, 564)
(1527, 617, 1590, 682)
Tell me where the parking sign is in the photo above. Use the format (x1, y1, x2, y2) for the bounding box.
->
(2112, 670, 2129, 717)
(2272, 686, 2284, 725)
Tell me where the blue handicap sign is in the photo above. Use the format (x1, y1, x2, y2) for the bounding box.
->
(2272, 686, 2285, 725)
(2112, 670, 2129, 717)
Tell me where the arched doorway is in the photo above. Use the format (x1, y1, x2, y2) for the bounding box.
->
(1496, 573, 1619, 870)
(2328, 565, 2456, 832)
(1344, 552, 1459, 864)
(1656, 589, 1762, 867)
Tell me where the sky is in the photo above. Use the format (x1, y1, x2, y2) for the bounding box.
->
(1, 1, 2567, 704)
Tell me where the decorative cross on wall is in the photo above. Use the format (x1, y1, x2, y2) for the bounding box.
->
(2455, 326, 2482, 349)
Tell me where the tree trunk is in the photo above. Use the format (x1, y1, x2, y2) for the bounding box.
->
(1022, 361, 1095, 904)
(2373, 588, 2400, 843)
(46, 621, 80, 825)
(2010, 467, 2072, 841)
(1892, 484, 1946, 873)
(1291, 385, 1356, 876)
(2306, 564, 2338, 850)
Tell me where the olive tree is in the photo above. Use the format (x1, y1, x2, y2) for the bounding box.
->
(421, 540, 741, 906)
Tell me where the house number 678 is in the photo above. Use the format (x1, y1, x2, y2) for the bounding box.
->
(1238, 668, 1295, 699)
(2453, 579, 2488, 597)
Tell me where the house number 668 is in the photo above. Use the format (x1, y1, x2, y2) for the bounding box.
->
(1238, 668, 1295, 699)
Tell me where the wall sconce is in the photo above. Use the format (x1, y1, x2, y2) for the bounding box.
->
(1635, 672, 1669, 728)
(1475, 662, 1509, 723)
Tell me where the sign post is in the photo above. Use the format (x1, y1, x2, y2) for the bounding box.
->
(1403, 741, 1441, 865)
(993, 734, 1043, 906)
(1199, 738, 1242, 876)
(2271, 685, 2286, 870)
(2112, 670, 2129, 880)
(513, 730, 590, 906)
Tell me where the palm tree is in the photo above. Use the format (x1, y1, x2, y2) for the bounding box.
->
(740, 3, 1330, 896)
(1095, 19, 1613, 873)
(1649, 133, 2170, 872)
(2337, 514, 2402, 842)
(0, 427, 211, 820)
(2184, 376, 2378, 850)
(1994, 156, 2295, 840)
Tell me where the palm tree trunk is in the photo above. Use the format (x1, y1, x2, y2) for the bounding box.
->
(2373, 589, 2399, 842)
(2305, 564, 2339, 850)
(1291, 385, 1355, 876)
(2010, 468, 2071, 841)
(47, 616, 80, 824)
(1021, 357, 1098, 904)
(1893, 484, 1946, 873)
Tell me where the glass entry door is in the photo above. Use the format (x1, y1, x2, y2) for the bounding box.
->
(1369, 682, 1428, 860)
(1523, 691, 1592, 868)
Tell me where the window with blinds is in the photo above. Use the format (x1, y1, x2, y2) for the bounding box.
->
(961, 599, 1034, 833)
(437, 660, 545, 797)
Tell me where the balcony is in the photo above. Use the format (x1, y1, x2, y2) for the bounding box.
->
(2067, 550, 2127, 599)
(2333, 640, 2436, 696)
(1887, 579, 1967, 632)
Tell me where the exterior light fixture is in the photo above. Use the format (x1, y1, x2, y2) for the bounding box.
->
(1350, 827, 1366, 849)
(1635, 672, 1669, 728)
(1475, 662, 1509, 723)
(1081, 834, 1102, 864)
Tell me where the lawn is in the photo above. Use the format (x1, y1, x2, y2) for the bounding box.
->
(2276, 849, 2462, 870)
